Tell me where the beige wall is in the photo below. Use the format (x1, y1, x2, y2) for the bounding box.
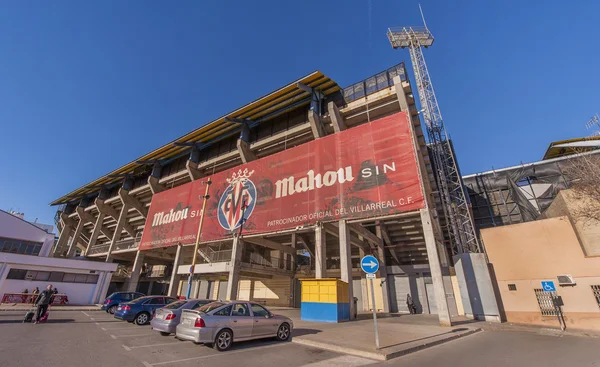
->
(543, 189, 600, 256)
(483, 216, 600, 331)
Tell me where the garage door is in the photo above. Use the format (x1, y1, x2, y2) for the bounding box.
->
(388, 275, 410, 313)
(352, 278, 363, 311)
(218, 281, 228, 300)
(198, 280, 210, 299)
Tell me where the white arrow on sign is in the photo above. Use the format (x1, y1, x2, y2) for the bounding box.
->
(365, 260, 377, 268)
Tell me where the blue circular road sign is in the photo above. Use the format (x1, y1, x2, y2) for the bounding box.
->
(360, 255, 380, 274)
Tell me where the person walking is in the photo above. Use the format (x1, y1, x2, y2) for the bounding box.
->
(34, 285, 54, 324)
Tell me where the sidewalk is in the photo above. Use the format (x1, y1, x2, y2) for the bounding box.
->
(276, 310, 481, 361)
(0, 303, 102, 311)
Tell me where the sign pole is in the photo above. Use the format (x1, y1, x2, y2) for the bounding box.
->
(186, 179, 212, 299)
(369, 276, 380, 349)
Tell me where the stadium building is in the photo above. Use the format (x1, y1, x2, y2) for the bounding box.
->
(50, 62, 493, 325)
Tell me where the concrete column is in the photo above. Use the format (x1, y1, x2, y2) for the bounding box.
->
(376, 225, 391, 313)
(127, 250, 145, 292)
(98, 272, 113, 303)
(91, 272, 106, 303)
(168, 244, 184, 297)
(54, 223, 73, 257)
(420, 209, 452, 326)
(315, 225, 326, 278)
(417, 273, 430, 314)
(339, 220, 355, 320)
(308, 109, 324, 139)
(226, 236, 243, 300)
(290, 233, 297, 272)
(85, 213, 106, 256)
(359, 248, 368, 311)
(66, 219, 85, 258)
(106, 204, 129, 263)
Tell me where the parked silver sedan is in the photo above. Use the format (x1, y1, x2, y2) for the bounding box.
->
(175, 301, 293, 351)
(151, 299, 214, 335)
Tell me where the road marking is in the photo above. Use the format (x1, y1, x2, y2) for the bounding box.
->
(90, 318, 95, 321)
(124, 342, 183, 350)
(101, 326, 140, 331)
(110, 335, 117, 340)
(81, 311, 90, 317)
(122, 344, 131, 351)
(101, 327, 106, 331)
(301, 355, 375, 367)
(145, 343, 282, 365)
(112, 333, 154, 338)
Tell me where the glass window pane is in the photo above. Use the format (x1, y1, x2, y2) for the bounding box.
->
(232, 303, 250, 317)
(62, 273, 76, 282)
(35, 272, 50, 281)
(74, 274, 88, 283)
(18, 243, 27, 254)
(25, 244, 34, 255)
(7, 269, 27, 280)
(251, 304, 270, 317)
(213, 305, 232, 316)
(49, 272, 64, 282)
(33, 245, 42, 256)
(86, 275, 99, 284)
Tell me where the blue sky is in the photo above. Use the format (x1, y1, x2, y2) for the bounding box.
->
(1, 0, 599, 228)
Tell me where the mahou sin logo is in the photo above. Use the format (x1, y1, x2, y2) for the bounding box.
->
(217, 169, 257, 231)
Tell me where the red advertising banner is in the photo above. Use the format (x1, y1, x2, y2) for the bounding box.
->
(139, 112, 424, 250)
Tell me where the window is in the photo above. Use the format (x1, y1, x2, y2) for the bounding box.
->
(0, 237, 43, 256)
(146, 297, 165, 305)
(195, 302, 224, 313)
(49, 272, 65, 282)
(232, 303, 250, 317)
(251, 304, 270, 317)
(508, 284, 517, 291)
(34, 271, 50, 281)
(62, 273, 76, 283)
(194, 301, 211, 309)
(86, 275, 99, 284)
(6, 269, 27, 280)
(592, 285, 600, 309)
(213, 305, 233, 316)
(164, 301, 187, 310)
(74, 274, 88, 283)
(534, 289, 558, 316)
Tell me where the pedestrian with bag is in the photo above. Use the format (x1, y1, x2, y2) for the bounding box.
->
(34, 284, 54, 324)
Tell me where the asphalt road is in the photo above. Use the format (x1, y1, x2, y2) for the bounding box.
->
(0, 310, 373, 367)
(1, 310, 598, 367)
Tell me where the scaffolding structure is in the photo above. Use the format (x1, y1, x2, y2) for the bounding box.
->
(387, 25, 480, 254)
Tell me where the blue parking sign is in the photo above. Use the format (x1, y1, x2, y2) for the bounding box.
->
(541, 281, 556, 292)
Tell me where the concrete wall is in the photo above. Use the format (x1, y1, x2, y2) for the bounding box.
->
(543, 189, 600, 256)
(483, 216, 600, 331)
(0, 253, 117, 304)
(0, 210, 55, 257)
(453, 253, 501, 322)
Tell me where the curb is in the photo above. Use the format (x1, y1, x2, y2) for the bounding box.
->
(292, 327, 481, 361)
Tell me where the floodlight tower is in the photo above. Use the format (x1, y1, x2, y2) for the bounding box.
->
(387, 16, 480, 254)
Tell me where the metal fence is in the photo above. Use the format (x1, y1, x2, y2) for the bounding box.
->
(592, 285, 600, 309)
(534, 289, 558, 316)
(342, 63, 407, 104)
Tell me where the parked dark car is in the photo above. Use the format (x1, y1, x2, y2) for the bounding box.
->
(101, 292, 145, 314)
(114, 296, 177, 325)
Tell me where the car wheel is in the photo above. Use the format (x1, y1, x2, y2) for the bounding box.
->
(159, 332, 170, 336)
(108, 305, 117, 315)
(213, 329, 233, 351)
(134, 312, 150, 325)
(276, 323, 291, 341)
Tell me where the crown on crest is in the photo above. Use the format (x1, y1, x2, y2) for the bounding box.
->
(226, 168, 255, 185)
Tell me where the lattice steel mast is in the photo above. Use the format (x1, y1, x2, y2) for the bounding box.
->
(387, 21, 480, 254)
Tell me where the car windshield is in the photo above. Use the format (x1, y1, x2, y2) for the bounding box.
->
(163, 300, 186, 310)
(194, 302, 226, 313)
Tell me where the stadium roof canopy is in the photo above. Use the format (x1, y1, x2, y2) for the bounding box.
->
(51, 71, 340, 206)
(542, 136, 600, 160)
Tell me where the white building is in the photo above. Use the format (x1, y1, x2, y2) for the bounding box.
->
(0, 210, 117, 304)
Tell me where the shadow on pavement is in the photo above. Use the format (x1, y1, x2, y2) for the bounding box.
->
(380, 328, 469, 349)
(292, 328, 321, 337)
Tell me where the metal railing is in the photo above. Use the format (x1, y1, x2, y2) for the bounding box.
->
(342, 62, 407, 104)
(242, 251, 292, 271)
